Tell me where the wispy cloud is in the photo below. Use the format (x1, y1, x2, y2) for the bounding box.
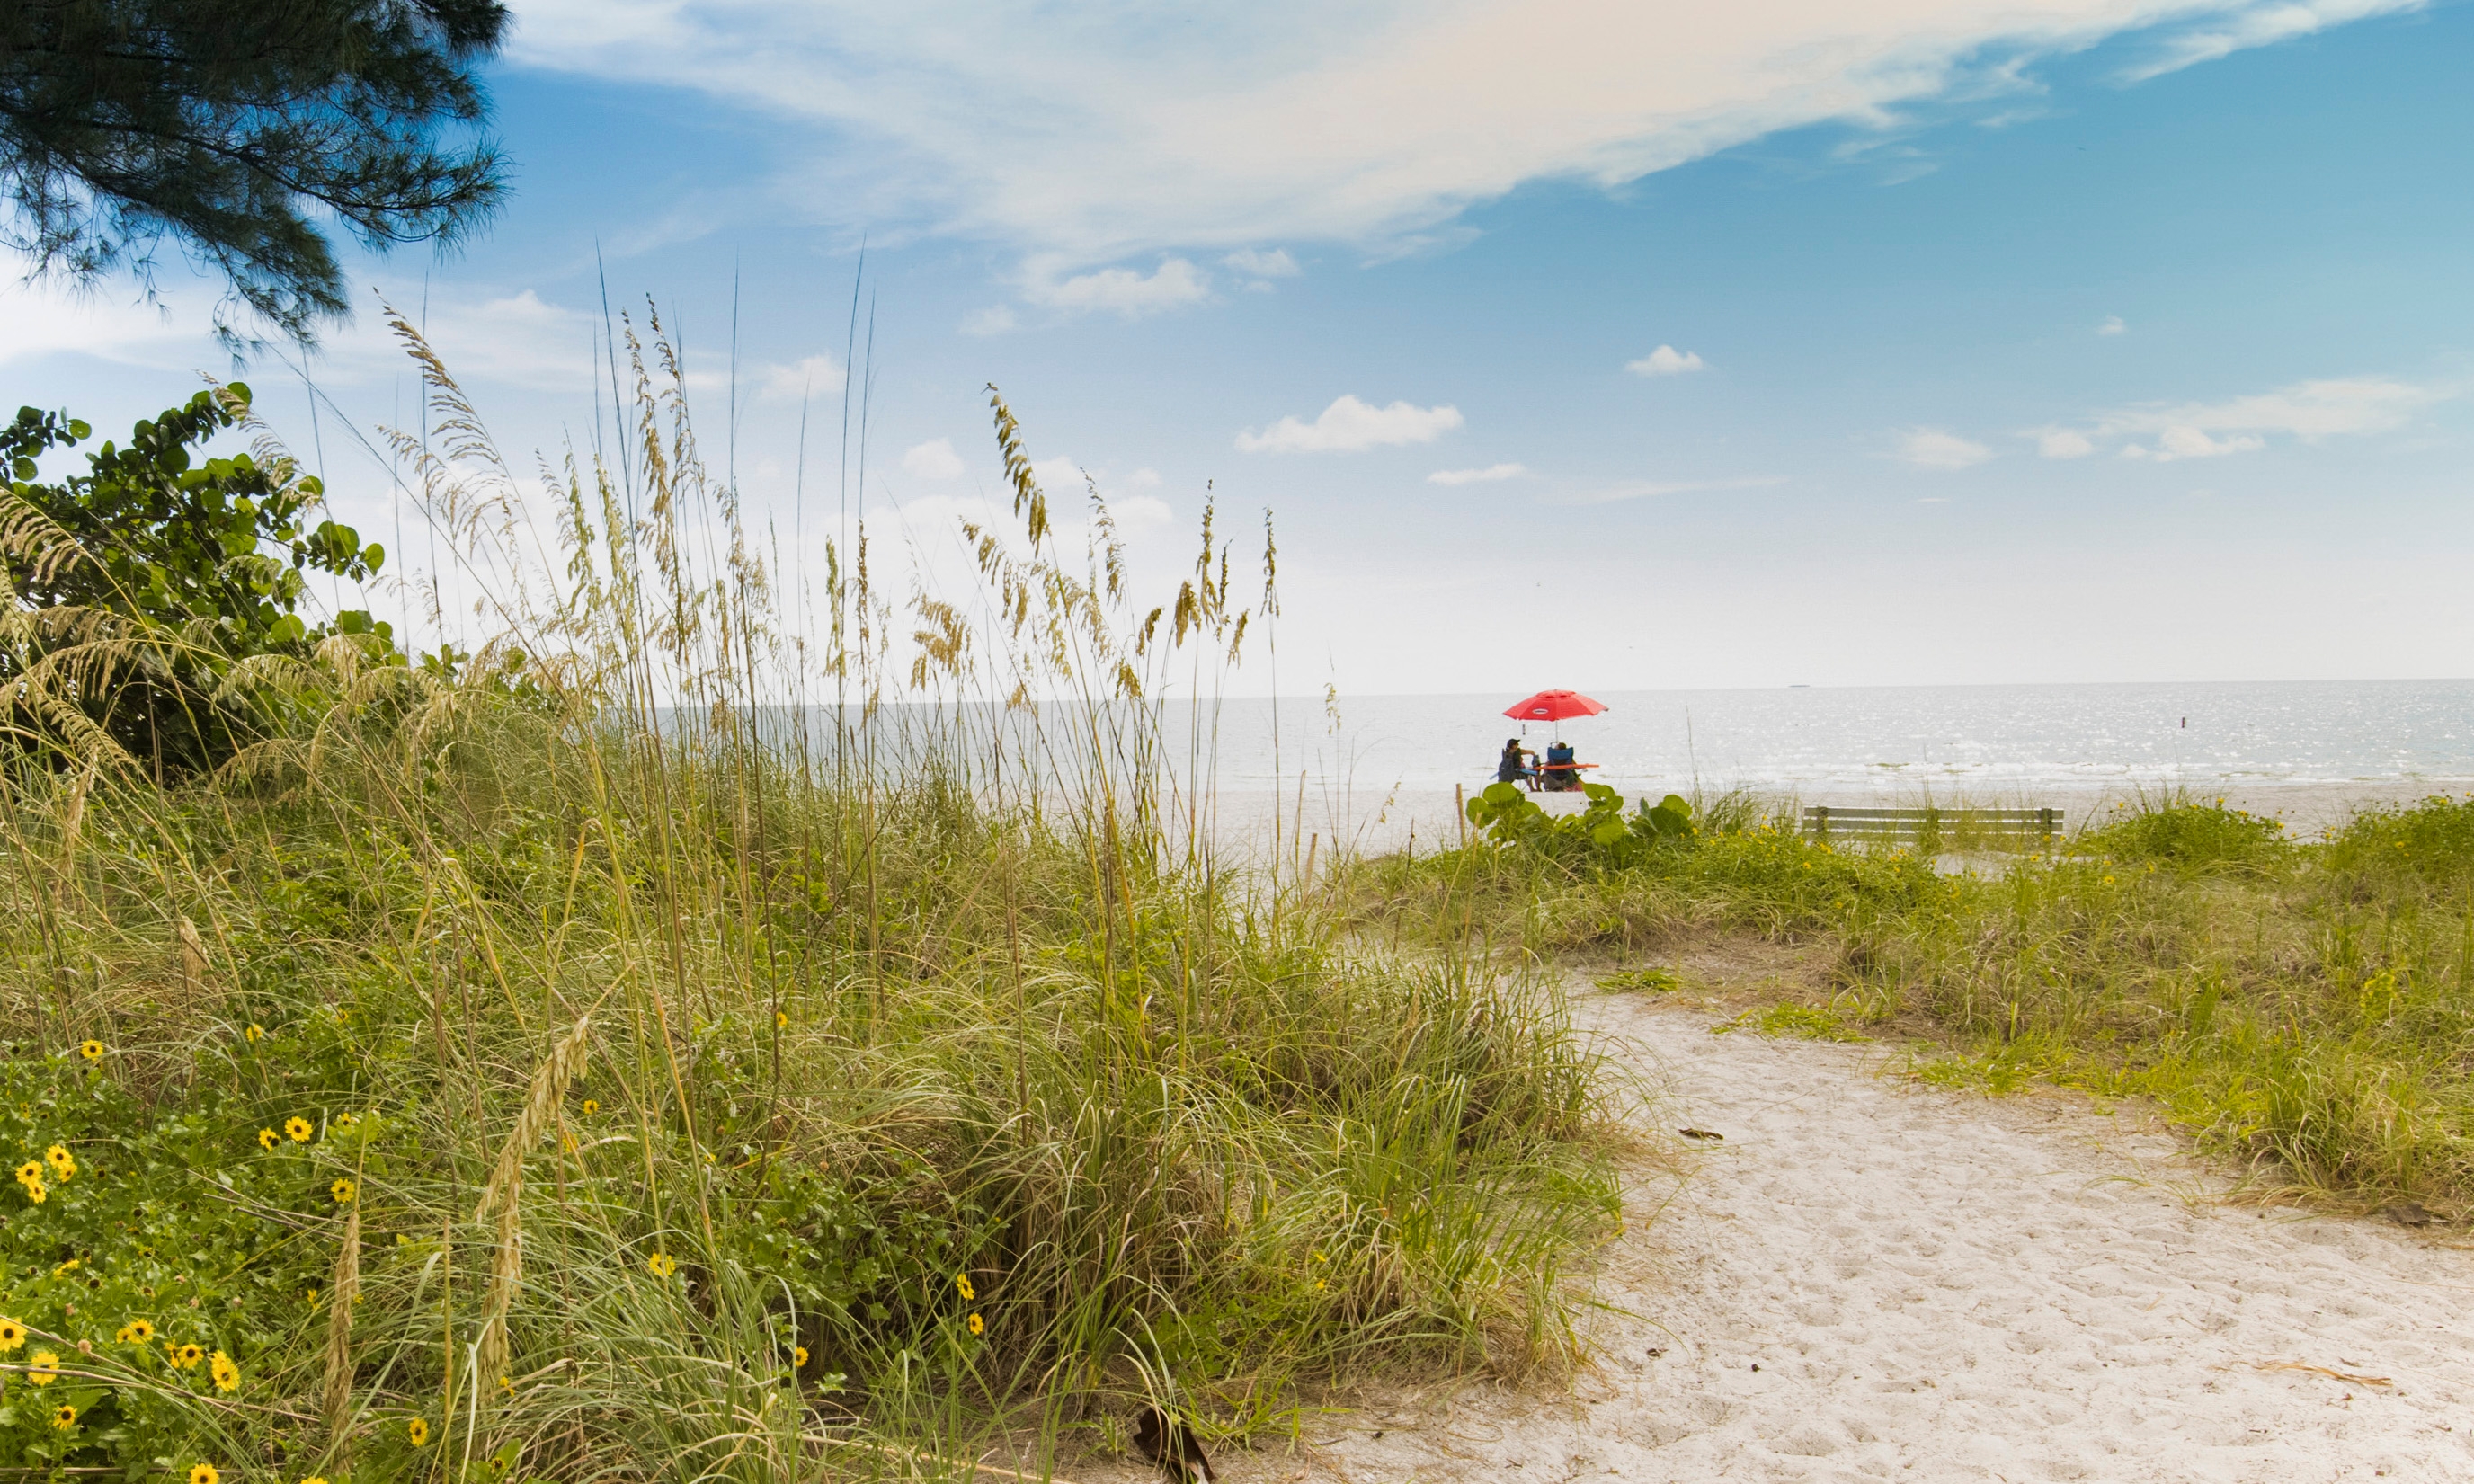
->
(2038, 374, 2452, 461)
(901, 438, 966, 479)
(961, 305, 1019, 336)
(1897, 429, 1994, 469)
(1626, 345, 1705, 378)
(1028, 258, 1211, 317)
(1237, 395, 1462, 453)
(2096, 315, 2127, 336)
(510, 2, 2414, 278)
(1223, 247, 1300, 280)
(1427, 462, 1527, 484)
(760, 354, 846, 401)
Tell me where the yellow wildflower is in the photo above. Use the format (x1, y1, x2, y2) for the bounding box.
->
(21, 1177, 45, 1204)
(776, 1010, 788, 1029)
(44, 1145, 75, 1181)
(408, 1417, 430, 1446)
(78, 1040, 102, 1062)
(29, 1349, 59, 1383)
(209, 1350, 239, 1392)
(793, 1346, 808, 1368)
(257, 1128, 278, 1151)
(52, 1257, 78, 1276)
(581, 1098, 598, 1115)
(245, 1024, 263, 1044)
(171, 1341, 204, 1369)
(647, 1253, 676, 1278)
(954, 1274, 974, 1302)
(285, 1116, 313, 1143)
(53, 1403, 76, 1429)
(967, 1312, 984, 1336)
(120, 1319, 156, 1345)
(0, 1316, 25, 1350)
(330, 1178, 356, 1205)
(188, 1466, 219, 1484)
(13, 1160, 39, 1186)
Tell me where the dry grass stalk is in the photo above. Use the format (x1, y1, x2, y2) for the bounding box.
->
(472, 1015, 592, 1384)
(476, 1015, 593, 1222)
(176, 916, 207, 997)
(322, 1204, 360, 1436)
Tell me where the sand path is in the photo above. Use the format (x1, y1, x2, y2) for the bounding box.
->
(1229, 989, 2474, 1483)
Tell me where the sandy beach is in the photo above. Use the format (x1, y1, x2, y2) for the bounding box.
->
(1075, 977, 2474, 1483)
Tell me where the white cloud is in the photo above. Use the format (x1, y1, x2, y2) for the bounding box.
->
(2096, 315, 2127, 336)
(1626, 344, 1705, 377)
(902, 437, 966, 479)
(2122, 428, 2264, 461)
(760, 354, 846, 401)
(1427, 462, 1528, 484)
(507, 2, 2414, 274)
(1029, 455, 1090, 492)
(2052, 374, 2451, 461)
(962, 305, 1019, 336)
(1223, 247, 1301, 279)
(1029, 258, 1211, 317)
(1237, 395, 1463, 453)
(1897, 429, 1994, 470)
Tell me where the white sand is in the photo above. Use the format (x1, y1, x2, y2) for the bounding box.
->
(1081, 986, 2474, 1482)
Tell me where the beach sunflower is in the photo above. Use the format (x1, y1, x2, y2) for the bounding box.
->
(20, 1177, 45, 1204)
(188, 1466, 219, 1484)
(776, 1010, 788, 1029)
(245, 1024, 263, 1044)
(581, 1098, 598, 1115)
(793, 1346, 808, 1368)
(52, 1257, 78, 1276)
(28, 1349, 58, 1383)
(53, 1402, 76, 1428)
(331, 1177, 356, 1205)
(646, 1253, 676, 1278)
(171, 1341, 205, 1369)
(0, 1316, 24, 1351)
(285, 1116, 313, 1143)
(209, 1349, 239, 1392)
(45, 1145, 75, 1180)
(13, 1159, 40, 1186)
(78, 1040, 102, 1061)
(119, 1319, 156, 1345)
(967, 1312, 984, 1336)
(257, 1128, 278, 1151)
(408, 1417, 430, 1446)
(954, 1273, 974, 1302)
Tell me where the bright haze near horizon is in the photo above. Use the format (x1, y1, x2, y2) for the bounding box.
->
(5, 1, 2471, 697)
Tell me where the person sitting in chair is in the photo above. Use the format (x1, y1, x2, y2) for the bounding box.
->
(1543, 740, 1580, 791)
(1497, 737, 1538, 790)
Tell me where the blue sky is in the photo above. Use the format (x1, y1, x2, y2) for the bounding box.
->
(5, 0, 2470, 694)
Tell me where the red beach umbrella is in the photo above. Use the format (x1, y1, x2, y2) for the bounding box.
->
(1503, 689, 1607, 723)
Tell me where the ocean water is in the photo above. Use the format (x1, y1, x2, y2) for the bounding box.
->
(1190, 680, 2474, 801)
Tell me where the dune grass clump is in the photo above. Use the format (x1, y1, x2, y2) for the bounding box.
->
(0, 325, 1619, 1480)
(1364, 788, 2474, 1213)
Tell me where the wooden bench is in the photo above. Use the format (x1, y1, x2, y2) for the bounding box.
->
(1802, 806, 2062, 841)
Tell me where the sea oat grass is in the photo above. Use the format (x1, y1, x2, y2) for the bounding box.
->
(0, 327, 1619, 1480)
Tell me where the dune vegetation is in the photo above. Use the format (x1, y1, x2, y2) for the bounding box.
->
(0, 324, 1621, 1481)
(1358, 783, 2474, 1215)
